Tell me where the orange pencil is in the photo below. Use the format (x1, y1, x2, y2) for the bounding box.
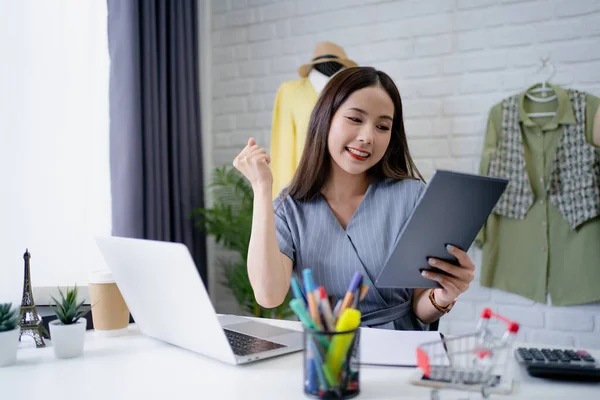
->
(359, 284, 369, 301)
(337, 292, 354, 317)
(306, 292, 322, 330)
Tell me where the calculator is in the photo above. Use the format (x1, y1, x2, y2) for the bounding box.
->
(515, 347, 600, 382)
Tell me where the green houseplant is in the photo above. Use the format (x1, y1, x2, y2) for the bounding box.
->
(49, 285, 90, 359)
(50, 285, 89, 325)
(194, 165, 293, 319)
(0, 303, 20, 367)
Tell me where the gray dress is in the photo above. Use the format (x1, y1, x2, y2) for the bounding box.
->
(274, 178, 427, 330)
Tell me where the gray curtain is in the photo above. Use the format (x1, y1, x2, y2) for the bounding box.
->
(107, 0, 207, 286)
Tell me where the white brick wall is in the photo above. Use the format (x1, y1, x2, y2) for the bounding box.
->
(206, 0, 600, 348)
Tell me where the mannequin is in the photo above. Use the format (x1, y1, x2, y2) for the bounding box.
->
(307, 68, 329, 95)
(269, 42, 357, 199)
(307, 61, 344, 94)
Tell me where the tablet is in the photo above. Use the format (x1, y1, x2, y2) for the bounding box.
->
(375, 170, 508, 289)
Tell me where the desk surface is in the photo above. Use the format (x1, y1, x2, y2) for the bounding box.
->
(1, 317, 598, 400)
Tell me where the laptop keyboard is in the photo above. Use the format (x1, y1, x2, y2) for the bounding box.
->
(224, 329, 286, 356)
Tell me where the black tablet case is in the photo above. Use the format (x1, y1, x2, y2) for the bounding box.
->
(375, 170, 508, 289)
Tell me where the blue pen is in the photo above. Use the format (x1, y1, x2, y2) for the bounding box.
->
(302, 268, 315, 293)
(306, 348, 318, 393)
(291, 297, 318, 393)
(309, 339, 329, 391)
(290, 275, 307, 305)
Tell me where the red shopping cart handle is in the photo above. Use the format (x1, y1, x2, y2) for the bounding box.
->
(481, 308, 520, 333)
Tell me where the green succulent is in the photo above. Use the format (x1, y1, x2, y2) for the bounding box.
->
(0, 303, 20, 332)
(50, 285, 90, 325)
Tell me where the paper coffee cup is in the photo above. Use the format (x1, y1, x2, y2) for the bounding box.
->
(88, 270, 130, 336)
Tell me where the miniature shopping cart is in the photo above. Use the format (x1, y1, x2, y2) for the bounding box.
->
(415, 308, 520, 399)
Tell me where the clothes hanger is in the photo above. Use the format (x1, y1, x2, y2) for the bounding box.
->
(526, 57, 557, 101)
(526, 56, 558, 118)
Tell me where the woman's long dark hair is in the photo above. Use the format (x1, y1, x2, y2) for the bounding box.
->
(284, 66, 423, 202)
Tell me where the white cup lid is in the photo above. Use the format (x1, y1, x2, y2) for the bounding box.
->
(89, 270, 115, 284)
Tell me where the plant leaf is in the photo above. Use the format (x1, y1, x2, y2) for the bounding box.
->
(74, 305, 92, 323)
(191, 165, 291, 319)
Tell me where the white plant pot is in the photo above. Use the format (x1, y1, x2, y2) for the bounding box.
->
(0, 328, 20, 367)
(49, 318, 87, 359)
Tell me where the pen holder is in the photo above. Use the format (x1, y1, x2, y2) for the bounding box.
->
(303, 327, 360, 399)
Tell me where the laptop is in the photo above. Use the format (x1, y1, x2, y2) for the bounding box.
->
(95, 236, 303, 365)
(375, 170, 508, 288)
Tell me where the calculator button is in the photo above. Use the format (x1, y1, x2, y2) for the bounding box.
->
(552, 350, 568, 362)
(517, 348, 533, 361)
(530, 349, 545, 361)
(565, 350, 580, 361)
(577, 351, 596, 363)
(542, 349, 558, 362)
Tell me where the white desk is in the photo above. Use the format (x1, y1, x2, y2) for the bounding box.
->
(1, 317, 598, 399)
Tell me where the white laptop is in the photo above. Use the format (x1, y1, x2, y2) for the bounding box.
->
(95, 236, 303, 365)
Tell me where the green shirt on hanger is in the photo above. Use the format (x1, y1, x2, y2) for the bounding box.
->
(476, 84, 600, 306)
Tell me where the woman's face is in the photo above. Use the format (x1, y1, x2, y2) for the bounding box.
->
(327, 85, 394, 176)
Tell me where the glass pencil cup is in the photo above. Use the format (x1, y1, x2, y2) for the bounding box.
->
(303, 327, 361, 399)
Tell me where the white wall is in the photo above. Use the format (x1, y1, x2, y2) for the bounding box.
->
(0, 1, 111, 306)
(207, 0, 600, 347)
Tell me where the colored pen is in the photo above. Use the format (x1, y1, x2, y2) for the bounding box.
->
(312, 287, 321, 308)
(302, 268, 315, 293)
(326, 308, 361, 377)
(338, 272, 362, 316)
(352, 275, 363, 309)
(290, 299, 317, 330)
(306, 347, 318, 393)
(290, 275, 307, 305)
(290, 299, 330, 348)
(318, 286, 336, 332)
(311, 339, 341, 395)
(322, 365, 338, 392)
(309, 339, 329, 391)
(359, 284, 369, 301)
(333, 299, 343, 321)
(307, 291, 322, 330)
(348, 271, 363, 293)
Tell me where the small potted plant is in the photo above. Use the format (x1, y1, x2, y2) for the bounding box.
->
(0, 303, 20, 367)
(49, 285, 90, 359)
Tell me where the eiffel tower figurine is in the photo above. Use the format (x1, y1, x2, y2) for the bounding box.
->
(18, 249, 49, 347)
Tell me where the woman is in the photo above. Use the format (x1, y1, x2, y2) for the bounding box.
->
(233, 67, 475, 330)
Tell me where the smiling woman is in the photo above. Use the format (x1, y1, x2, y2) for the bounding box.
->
(232, 67, 476, 331)
(283, 67, 420, 203)
(328, 90, 394, 178)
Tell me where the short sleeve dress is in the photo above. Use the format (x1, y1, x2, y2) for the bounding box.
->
(274, 178, 427, 330)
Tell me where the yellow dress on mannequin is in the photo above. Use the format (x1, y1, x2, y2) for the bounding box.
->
(269, 78, 319, 199)
(269, 41, 358, 199)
